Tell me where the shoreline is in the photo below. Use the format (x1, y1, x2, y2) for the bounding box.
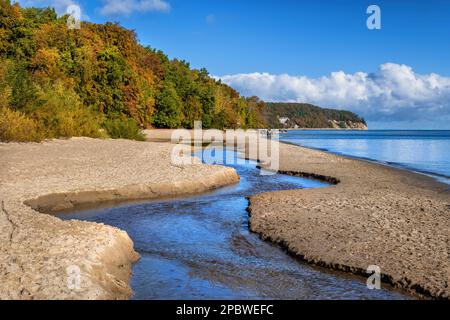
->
(282, 128, 368, 131)
(1, 132, 448, 299)
(0, 138, 239, 299)
(279, 140, 450, 185)
(248, 140, 449, 299)
(145, 129, 449, 298)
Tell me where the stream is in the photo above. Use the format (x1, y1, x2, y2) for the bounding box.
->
(60, 147, 408, 299)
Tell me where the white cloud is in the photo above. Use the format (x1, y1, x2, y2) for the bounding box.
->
(15, 0, 169, 20)
(218, 63, 450, 122)
(99, 0, 170, 16)
(16, 0, 75, 13)
(14, 0, 89, 19)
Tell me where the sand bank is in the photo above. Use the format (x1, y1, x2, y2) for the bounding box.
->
(248, 141, 450, 299)
(144, 129, 450, 298)
(0, 138, 239, 299)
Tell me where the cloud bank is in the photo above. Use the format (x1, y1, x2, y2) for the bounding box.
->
(99, 0, 170, 16)
(218, 63, 450, 122)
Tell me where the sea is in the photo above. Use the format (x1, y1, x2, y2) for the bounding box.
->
(279, 130, 450, 185)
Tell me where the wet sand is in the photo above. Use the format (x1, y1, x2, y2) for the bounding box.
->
(1, 131, 448, 299)
(144, 129, 450, 299)
(147, 128, 450, 298)
(249, 141, 450, 299)
(0, 138, 238, 299)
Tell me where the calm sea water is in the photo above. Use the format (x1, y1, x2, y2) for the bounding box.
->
(279, 130, 450, 184)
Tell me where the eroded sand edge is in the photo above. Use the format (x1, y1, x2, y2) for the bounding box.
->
(0, 138, 239, 299)
(248, 141, 449, 299)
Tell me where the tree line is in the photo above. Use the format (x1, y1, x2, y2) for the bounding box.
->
(0, 1, 265, 141)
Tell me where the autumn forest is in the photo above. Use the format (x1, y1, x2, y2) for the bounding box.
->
(0, 1, 266, 141)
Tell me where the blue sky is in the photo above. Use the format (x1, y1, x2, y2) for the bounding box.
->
(17, 0, 450, 129)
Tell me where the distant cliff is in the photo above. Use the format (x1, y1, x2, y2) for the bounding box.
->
(262, 103, 368, 130)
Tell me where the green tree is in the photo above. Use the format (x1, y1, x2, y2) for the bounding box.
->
(95, 46, 126, 115)
(153, 81, 182, 128)
(7, 61, 37, 111)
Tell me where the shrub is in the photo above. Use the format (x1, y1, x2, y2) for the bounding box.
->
(36, 105, 106, 139)
(0, 107, 40, 142)
(103, 117, 145, 141)
(33, 82, 105, 139)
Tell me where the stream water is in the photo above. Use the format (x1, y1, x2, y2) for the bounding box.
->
(60, 147, 408, 300)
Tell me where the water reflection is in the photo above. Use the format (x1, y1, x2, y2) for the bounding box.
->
(60, 148, 408, 300)
(281, 130, 450, 182)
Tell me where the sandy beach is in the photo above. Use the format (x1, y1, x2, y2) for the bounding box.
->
(0, 137, 239, 299)
(138, 130, 450, 299)
(249, 141, 450, 299)
(0, 132, 448, 299)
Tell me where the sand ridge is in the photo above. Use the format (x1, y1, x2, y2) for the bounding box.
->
(0, 137, 239, 299)
(248, 141, 450, 299)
